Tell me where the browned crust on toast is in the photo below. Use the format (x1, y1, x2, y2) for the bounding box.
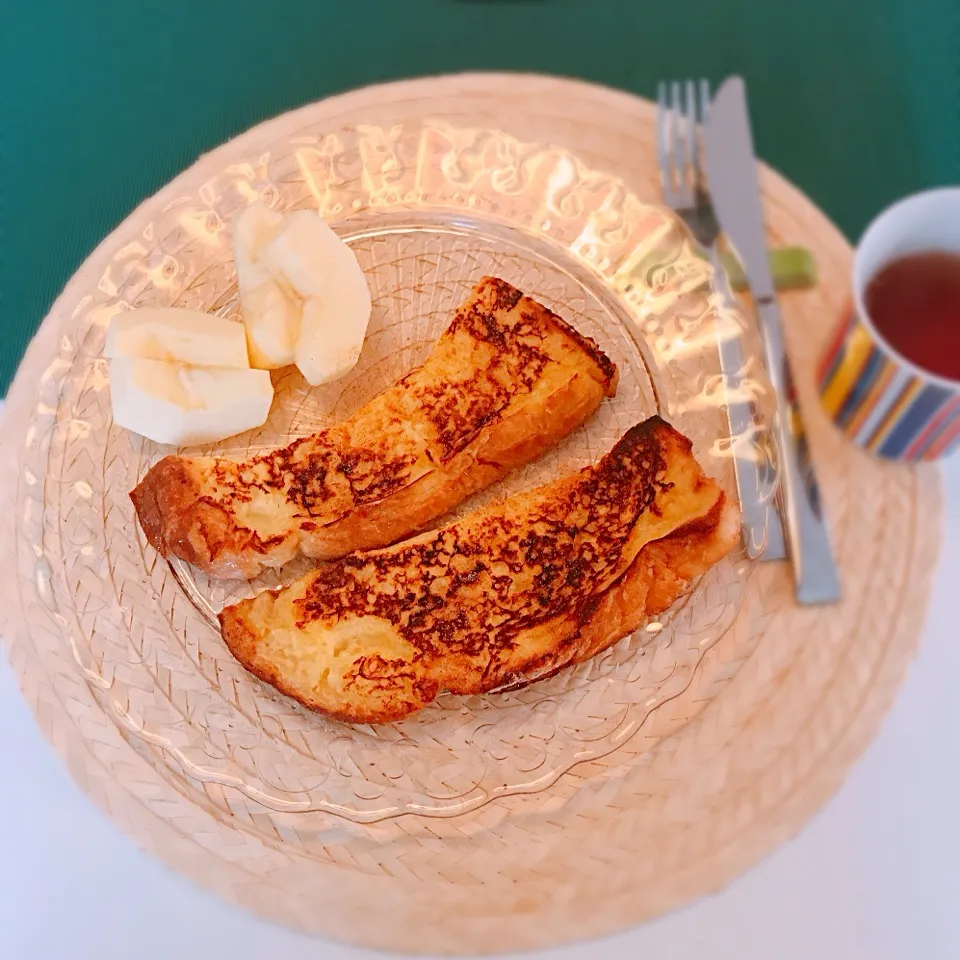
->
(219, 417, 740, 724)
(556, 491, 739, 671)
(130, 277, 618, 578)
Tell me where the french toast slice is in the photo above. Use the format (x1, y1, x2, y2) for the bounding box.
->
(130, 277, 618, 579)
(219, 417, 740, 724)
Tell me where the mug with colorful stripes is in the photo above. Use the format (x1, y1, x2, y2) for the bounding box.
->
(818, 187, 960, 461)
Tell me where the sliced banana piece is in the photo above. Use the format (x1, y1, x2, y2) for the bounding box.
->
(238, 276, 301, 371)
(232, 203, 372, 384)
(105, 307, 249, 369)
(110, 357, 273, 447)
(260, 210, 355, 300)
(297, 294, 367, 386)
(233, 203, 300, 369)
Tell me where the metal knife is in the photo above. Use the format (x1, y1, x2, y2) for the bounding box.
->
(703, 76, 842, 604)
(709, 240, 787, 562)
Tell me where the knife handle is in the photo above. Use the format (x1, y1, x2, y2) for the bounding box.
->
(756, 299, 842, 603)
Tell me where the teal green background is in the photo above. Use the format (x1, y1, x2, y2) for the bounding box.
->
(2, 0, 957, 394)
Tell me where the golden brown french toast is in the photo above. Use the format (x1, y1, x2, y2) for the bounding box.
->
(219, 417, 740, 724)
(131, 277, 618, 578)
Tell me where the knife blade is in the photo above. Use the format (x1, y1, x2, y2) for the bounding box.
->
(703, 76, 841, 604)
(708, 242, 786, 561)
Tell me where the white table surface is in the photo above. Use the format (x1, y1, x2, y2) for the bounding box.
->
(2, 396, 958, 960)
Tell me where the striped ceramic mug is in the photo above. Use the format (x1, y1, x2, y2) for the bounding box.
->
(818, 187, 960, 461)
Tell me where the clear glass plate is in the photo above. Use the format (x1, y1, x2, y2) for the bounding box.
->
(32, 119, 772, 821)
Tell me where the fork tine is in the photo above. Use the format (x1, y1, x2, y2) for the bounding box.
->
(698, 77, 711, 126)
(656, 81, 671, 196)
(670, 81, 685, 193)
(658, 78, 712, 207)
(683, 79, 697, 189)
(692, 78, 711, 194)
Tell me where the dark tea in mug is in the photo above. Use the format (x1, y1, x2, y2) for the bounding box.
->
(864, 251, 960, 382)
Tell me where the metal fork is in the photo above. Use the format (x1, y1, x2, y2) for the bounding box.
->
(656, 79, 786, 560)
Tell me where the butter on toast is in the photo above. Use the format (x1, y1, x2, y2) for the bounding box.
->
(130, 277, 618, 579)
(219, 417, 740, 724)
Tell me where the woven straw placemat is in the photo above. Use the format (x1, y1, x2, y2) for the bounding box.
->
(0, 74, 942, 955)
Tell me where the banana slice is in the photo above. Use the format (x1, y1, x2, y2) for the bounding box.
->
(237, 275, 300, 370)
(297, 294, 367, 386)
(232, 203, 372, 385)
(105, 307, 250, 369)
(110, 357, 273, 447)
(233, 204, 300, 369)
